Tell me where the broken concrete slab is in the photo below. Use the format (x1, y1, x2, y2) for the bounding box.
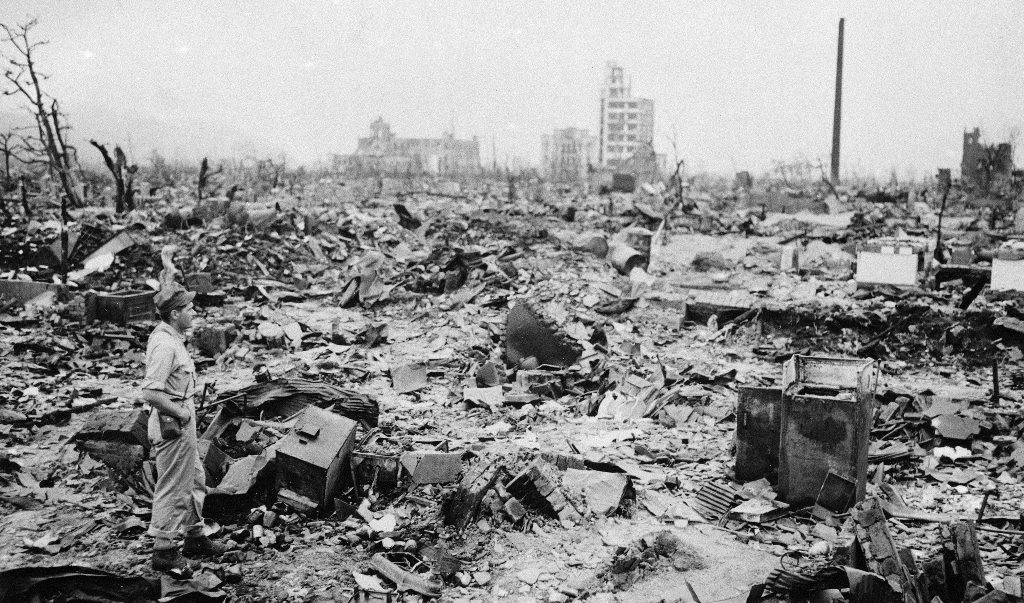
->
(0, 280, 68, 306)
(463, 386, 503, 410)
(728, 497, 790, 524)
(561, 469, 633, 516)
(75, 408, 150, 449)
(390, 362, 428, 394)
(400, 451, 462, 485)
(931, 414, 981, 441)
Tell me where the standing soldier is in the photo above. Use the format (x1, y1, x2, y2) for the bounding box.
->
(141, 284, 226, 572)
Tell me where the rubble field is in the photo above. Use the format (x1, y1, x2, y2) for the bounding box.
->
(1, 178, 1023, 603)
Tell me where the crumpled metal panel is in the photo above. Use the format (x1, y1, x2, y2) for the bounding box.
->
(215, 377, 379, 426)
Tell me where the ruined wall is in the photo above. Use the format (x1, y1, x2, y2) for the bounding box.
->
(961, 127, 1014, 187)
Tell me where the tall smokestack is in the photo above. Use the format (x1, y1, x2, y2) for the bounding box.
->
(830, 18, 845, 184)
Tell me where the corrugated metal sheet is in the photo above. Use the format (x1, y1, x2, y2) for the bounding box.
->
(694, 482, 738, 521)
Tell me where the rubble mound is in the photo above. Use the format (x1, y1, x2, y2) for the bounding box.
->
(691, 251, 733, 272)
(603, 530, 707, 590)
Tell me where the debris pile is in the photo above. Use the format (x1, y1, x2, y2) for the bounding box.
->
(2, 174, 1024, 601)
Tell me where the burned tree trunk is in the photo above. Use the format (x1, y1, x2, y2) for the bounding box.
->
(89, 140, 137, 213)
(0, 131, 13, 182)
(120, 147, 138, 211)
(934, 186, 951, 264)
(19, 175, 29, 216)
(198, 157, 209, 201)
(197, 157, 222, 201)
(0, 179, 10, 223)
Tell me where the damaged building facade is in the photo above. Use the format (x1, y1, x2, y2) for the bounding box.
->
(336, 117, 481, 177)
(961, 127, 1014, 189)
(540, 127, 598, 184)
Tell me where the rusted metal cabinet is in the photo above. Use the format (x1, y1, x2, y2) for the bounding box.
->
(778, 356, 876, 507)
(734, 386, 783, 484)
(276, 406, 357, 510)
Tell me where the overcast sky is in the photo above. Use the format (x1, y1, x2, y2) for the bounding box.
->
(0, 1, 1021, 178)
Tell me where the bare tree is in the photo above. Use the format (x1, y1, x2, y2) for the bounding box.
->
(1, 19, 83, 208)
(90, 140, 138, 213)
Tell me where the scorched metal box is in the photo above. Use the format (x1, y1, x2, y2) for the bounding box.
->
(276, 406, 357, 510)
(86, 290, 156, 324)
(778, 356, 876, 507)
(734, 386, 783, 484)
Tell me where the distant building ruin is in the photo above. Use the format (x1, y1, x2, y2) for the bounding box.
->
(336, 118, 480, 177)
(541, 127, 597, 183)
(961, 127, 1013, 189)
(735, 171, 753, 190)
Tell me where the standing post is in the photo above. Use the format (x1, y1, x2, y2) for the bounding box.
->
(20, 175, 30, 216)
(991, 355, 1000, 404)
(830, 18, 845, 184)
(59, 189, 69, 284)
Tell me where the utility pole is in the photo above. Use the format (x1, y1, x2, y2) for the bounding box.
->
(830, 17, 845, 184)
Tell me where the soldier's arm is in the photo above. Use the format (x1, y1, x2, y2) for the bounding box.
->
(140, 389, 191, 422)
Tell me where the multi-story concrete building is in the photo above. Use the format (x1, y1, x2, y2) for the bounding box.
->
(340, 117, 480, 177)
(541, 127, 598, 183)
(598, 62, 656, 179)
